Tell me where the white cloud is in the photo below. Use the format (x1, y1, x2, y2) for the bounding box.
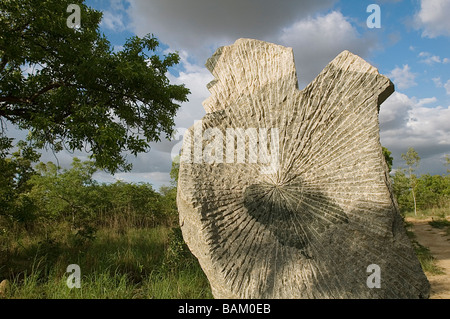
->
(445, 79, 450, 95)
(388, 65, 417, 90)
(125, 1, 379, 100)
(99, 0, 129, 32)
(433, 77, 443, 87)
(113, 45, 124, 52)
(416, 97, 437, 107)
(418, 51, 450, 65)
(379, 92, 413, 130)
(379, 92, 450, 173)
(101, 10, 125, 31)
(279, 11, 377, 87)
(433, 77, 450, 95)
(166, 51, 214, 129)
(406, 105, 450, 145)
(20, 63, 46, 77)
(415, 0, 450, 38)
(126, 0, 336, 63)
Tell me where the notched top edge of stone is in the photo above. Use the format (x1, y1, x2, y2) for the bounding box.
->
(203, 39, 394, 113)
(205, 38, 293, 73)
(319, 49, 395, 106)
(203, 38, 297, 113)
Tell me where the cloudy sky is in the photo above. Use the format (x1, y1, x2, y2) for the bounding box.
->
(39, 0, 450, 189)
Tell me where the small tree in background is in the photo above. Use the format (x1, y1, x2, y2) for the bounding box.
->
(401, 147, 420, 216)
(170, 156, 180, 186)
(28, 158, 99, 240)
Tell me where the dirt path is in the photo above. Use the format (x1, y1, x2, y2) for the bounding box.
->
(407, 218, 450, 299)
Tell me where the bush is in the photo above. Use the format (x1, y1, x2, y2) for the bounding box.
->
(393, 170, 450, 214)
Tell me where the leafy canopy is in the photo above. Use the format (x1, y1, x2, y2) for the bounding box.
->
(0, 0, 189, 172)
(401, 147, 420, 172)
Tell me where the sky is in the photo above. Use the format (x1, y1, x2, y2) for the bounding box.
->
(27, 0, 450, 189)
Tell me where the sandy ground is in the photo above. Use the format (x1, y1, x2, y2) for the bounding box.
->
(407, 217, 450, 299)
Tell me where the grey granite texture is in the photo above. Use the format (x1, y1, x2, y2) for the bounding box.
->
(177, 38, 430, 299)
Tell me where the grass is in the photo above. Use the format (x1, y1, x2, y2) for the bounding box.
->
(2, 204, 449, 299)
(428, 219, 450, 228)
(405, 227, 445, 275)
(404, 206, 449, 220)
(428, 218, 450, 236)
(403, 207, 449, 276)
(0, 224, 213, 299)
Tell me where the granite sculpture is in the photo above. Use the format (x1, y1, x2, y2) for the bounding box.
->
(176, 38, 430, 299)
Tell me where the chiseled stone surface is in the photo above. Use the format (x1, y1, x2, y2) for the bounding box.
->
(177, 38, 430, 299)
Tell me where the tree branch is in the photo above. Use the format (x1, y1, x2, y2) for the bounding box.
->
(0, 82, 64, 106)
(29, 82, 63, 102)
(0, 105, 33, 119)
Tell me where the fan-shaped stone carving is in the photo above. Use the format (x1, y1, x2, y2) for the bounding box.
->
(177, 38, 430, 299)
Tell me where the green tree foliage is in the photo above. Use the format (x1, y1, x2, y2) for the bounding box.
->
(159, 185, 178, 222)
(0, 155, 179, 246)
(392, 148, 450, 214)
(0, 145, 39, 226)
(28, 158, 99, 239)
(415, 174, 450, 209)
(97, 181, 170, 229)
(382, 146, 393, 173)
(401, 147, 420, 215)
(170, 155, 180, 186)
(392, 168, 414, 213)
(0, 0, 189, 172)
(393, 171, 450, 214)
(401, 147, 421, 169)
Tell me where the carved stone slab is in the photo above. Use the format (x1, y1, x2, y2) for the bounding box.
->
(177, 38, 430, 299)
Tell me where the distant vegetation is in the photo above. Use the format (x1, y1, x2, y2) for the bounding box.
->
(0, 0, 206, 298)
(0, 151, 211, 298)
(391, 148, 450, 217)
(0, 145, 448, 298)
(391, 148, 449, 276)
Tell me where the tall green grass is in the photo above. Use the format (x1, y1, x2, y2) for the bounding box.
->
(1, 225, 213, 299)
(403, 207, 448, 276)
(404, 227, 445, 276)
(3, 202, 447, 299)
(404, 205, 449, 220)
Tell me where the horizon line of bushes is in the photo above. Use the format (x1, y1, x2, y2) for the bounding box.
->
(386, 147, 450, 215)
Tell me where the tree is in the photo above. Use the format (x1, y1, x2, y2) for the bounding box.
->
(0, 145, 39, 226)
(382, 146, 393, 173)
(28, 158, 100, 239)
(170, 155, 180, 186)
(401, 147, 420, 216)
(0, 0, 189, 172)
(392, 168, 413, 213)
(415, 174, 448, 210)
